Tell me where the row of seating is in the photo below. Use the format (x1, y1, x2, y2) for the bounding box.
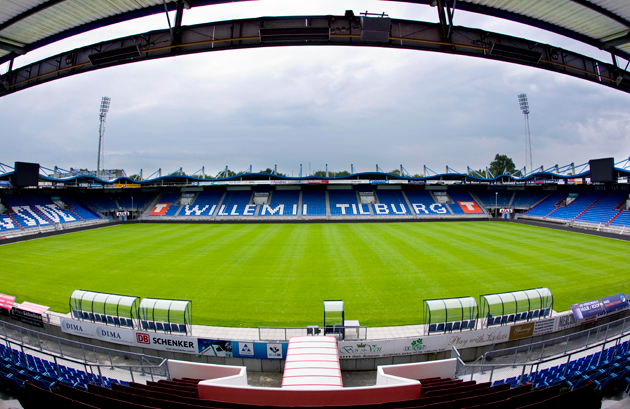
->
(523, 191, 630, 227)
(428, 320, 477, 334)
(493, 340, 630, 395)
(487, 308, 551, 327)
(141, 320, 187, 334)
(149, 189, 485, 218)
(16, 375, 604, 409)
(0, 343, 127, 394)
(72, 310, 134, 328)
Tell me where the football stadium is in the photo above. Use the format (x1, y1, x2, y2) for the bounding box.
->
(1, 1, 630, 408)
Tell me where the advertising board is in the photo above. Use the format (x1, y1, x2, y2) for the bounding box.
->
(12, 307, 44, 328)
(60, 318, 198, 353)
(601, 294, 628, 313)
(570, 300, 603, 320)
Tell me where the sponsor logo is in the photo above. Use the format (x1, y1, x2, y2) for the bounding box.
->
(403, 338, 426, 352)
(457, 201, 483, 213)
(136, 333, 150, 344)
(239, 342, 254, 356)
(150, 203, 171, 216)
(267, 343, 283, 359)
(65, 323, 84, 332)
(341, 343, 383, 354)
(152, 337, 195, 349)
(509, 323, 535, 341)
(98, 329, 122, 340)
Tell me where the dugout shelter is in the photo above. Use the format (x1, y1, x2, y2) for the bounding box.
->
(480, 287, 553, 328)
(139, 298, 192, 336)
(69, 290, 139, 329)
(424, 296, 478, 334)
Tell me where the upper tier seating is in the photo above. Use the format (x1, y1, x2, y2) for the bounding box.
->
(261, 190, 300, 216)
(404, 190, 449, 215)
(548, 191, 603, 221)
(522, 192, 567, 218)
(376, 190, 412, 215)
(574, 192, 627, 225)
(301, 190, 326, 216)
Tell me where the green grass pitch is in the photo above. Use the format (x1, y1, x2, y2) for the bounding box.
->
(1, 221, 628, 328)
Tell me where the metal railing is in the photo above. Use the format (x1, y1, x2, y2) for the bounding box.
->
(258, 325, 368, 341)
(479, 314, 630, 367)
(454, 333, 629, 386)
(0, 320, 168, 384)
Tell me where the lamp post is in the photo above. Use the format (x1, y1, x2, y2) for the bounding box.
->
(495, 192, 498, 218)
(131, 196, 134, 220)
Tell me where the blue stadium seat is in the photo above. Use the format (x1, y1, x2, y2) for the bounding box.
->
(436, 323, 445, 332)
(445, 322, 453, 332)
(461, 320, 468, 330)
(453, 321, 461, 331)
(468, 320, 476, 329)
(179, 324, 186, 333)
(156, 322, 164, 331)
(428, 324, 437, 334)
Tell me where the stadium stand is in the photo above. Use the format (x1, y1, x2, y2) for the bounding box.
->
(0, 214, 18, 231)
(375, 189, 412, 215)
(574, 192, 628, 225)
(0, 343, 127, 394)
(178, 190, 223, 217)
(522, 192, 567, 218)
(609, 209, 630, 228)
(547, 191, 603, 221)
(404, 190, 450, 215)
(261, 189, 300, 216)
(301, 189, 327, 216)
(149, 192, 181, 217)
(447, 190, 485, 215)
(492, 340, 630, 396)
(61, 196, 102, 221)
(216, 190, 255, 217)
(328, 189, 363, 216)
(511, 190, 550, 209)
(474, 190, 513, 208)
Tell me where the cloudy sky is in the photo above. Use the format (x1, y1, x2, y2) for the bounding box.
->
(1, 0, 629, 177)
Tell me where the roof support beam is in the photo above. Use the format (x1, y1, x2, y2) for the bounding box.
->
(173, 0, 187, 45)
(1, 14, 629, 97)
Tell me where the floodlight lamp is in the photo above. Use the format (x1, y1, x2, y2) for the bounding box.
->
(518, 93, 529, 114)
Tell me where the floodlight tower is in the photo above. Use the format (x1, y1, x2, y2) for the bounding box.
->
(97, 96, 111, 177)
(517, 93, 533, 175)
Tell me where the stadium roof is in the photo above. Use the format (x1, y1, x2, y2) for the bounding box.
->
(1, 0, 629, 65)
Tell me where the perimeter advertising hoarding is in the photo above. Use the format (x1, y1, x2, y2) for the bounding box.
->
(60, 318, 198, 353)
(601, 294, 628, 313)
(197, 340, 289, 360)
(11, 307, 44, 328)
(570, 300, 603, 320)
(338, 326, 512, 358)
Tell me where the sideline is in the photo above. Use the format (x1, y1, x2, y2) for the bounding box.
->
(510, 218, 630, 243)
(0, 222, 121, 246)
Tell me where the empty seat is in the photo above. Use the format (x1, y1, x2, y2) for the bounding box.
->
(453, 321, 461, 331)
(428, 324, 437, 333)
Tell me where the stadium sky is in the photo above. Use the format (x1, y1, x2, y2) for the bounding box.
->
(1, 0, 630, 178)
